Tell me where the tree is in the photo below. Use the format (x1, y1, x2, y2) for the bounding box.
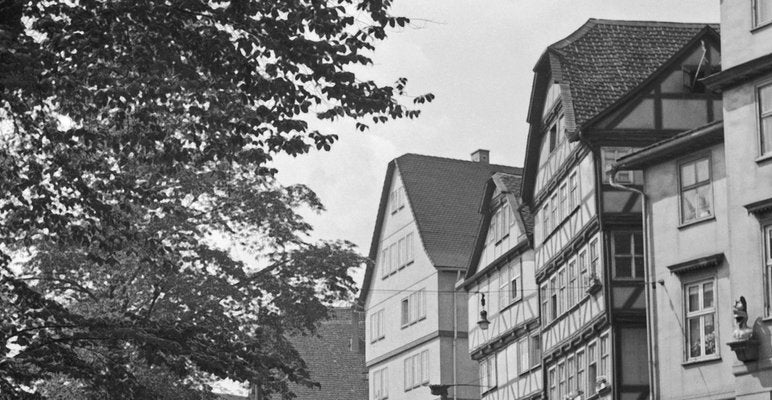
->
(0, 0, 432, 398)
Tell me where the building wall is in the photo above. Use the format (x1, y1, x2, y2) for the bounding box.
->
(721, 0, 772, 68)
(643, 143, 735, 399)
(722, 74, 772, 398)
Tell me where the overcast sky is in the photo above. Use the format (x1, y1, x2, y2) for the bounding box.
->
(268, 0, 721, 288)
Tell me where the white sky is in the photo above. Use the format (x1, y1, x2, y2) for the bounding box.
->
(269, 0, 720, 289)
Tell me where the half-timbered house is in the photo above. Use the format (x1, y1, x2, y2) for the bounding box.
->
(520, 19, 722, 400)
(461, 172, 540, 400)
(359, 151, 519, 400)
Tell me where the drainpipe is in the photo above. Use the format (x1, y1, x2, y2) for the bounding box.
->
(453, 270, 460, 400)
(606, 165, 659, 400)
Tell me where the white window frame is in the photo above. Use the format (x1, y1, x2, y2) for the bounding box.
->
(530, 334, 541, 368)
(753, 0, 772, 28)
(576, 349, 585, 396)
(517, 337, 529, 375)
(590, 238, 600, 278)
(765, 224, 772, 316)
(401, 289, 426, 328)
(548, 366, 557, 400)
(612, 231, 645, 280)
(567, 258, 577, 309)
(678, 155, 714, 225)
(558, 268, 566, 315)
(480, 355, 497, 393)
(403, 350, 429, 391)
(543, 202, 550, 239)
(370, 309, 385, 343)
(510, 259, 522, 303)
(685, 278, 718, 361)
(600, 334, 610, 380)
(560, 183, 568, 223)
(569, 171, 580, 211)
(373, 367, 388, 400)
(551, 193, 559, 229)
(758, 81, 772, 156)
(558, 361, 566, 399)
(541, 282, 550, 324)
(587, 341, 597, 396)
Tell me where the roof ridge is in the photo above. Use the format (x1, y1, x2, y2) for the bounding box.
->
(550, 18, 719, 50)
(398, 152, 523, 171)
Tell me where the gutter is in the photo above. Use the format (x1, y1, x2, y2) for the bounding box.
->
(606, 164, 659, 400)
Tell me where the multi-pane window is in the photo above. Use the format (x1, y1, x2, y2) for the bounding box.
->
(550, 276, 558, 321)
(759, 82, 772, 155)
(600, 334, 610, 378)
(551, 194, 559, 229)
(613, 232, 644, 279)
(500, 259, 523, 307)
(530, 335, 541, 368)
(488, 202, 511, 244)
(590, 238, 600, 277)
(680, 156, 713, 224)
(766, 225, 772, 316)
(579, 250, 588, 292)
(372, 368, 388, 400)
(569, 172, 579, 211)
(381, 233, 414, 279)
(401, 289, 426, 327)
(548, 367, 557, 400)
(558, 269, 566, 315)
(480, 356, 496, 393)
(576, 350, 585, 396)
(685, 279, 717, 361)
(560, 184, 568, 223)
(370, 309, 385, 342)
(518, 337, 529, 374)
(403, 351, 429, 391)
(541, 283, 550, 324)
(587, 342, 597, 396)
(558, 361, 566, 399)
(753, 0, 772, 27)
(568, 259, 577, 308)
(543, 202, 551, 237)
(567, 356, 575, 395)
(390, 186, 405, 213)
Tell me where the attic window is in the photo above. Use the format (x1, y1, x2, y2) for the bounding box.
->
(542, 83, 561, 118)
(683, 64, 711, 93)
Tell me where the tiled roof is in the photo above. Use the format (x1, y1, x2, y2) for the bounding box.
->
(286, 308, 366, 400)
(359, 154, 520, 305)
(396, 154, 521, 268)
(550, 19, 719, 128)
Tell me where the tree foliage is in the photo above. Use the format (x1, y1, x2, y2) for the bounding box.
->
(0, 0, 431, 398)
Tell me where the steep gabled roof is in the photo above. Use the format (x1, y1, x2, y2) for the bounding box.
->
(358, 154, 520, 305)
(521, 19, 719, 203)
(464, 173, 533, 281)
(552, 19, 719, 129)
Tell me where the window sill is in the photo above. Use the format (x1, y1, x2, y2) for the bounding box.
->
(755, 153, 772, 164)
(481, 386, 498, 396)
(677, 215, 716, 230)
(370, 337, 385, 344)
(682, 355, 721, 367)
(761, 315, 772, 323)
(400, 316, 426, 330)
(751, 19, 772, 33)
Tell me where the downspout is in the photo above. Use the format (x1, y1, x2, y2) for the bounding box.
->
(606, 165, 659, 400)
(453, 270, 460, 400)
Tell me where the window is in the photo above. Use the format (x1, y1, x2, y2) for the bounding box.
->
(541, 283, 550, 324)
(480, 356, 496, 393)
(530, 335, 541, 367)
(753, 0, 772, 27)
(603, 147, 634, 183)
(560, 184, 568, 222)
(401, 289, 426, 327)
(500, 259, 522, 308)
(511, 259, 522, 303)
(373, 368, 388, 400)
(558, 269, 566, 315)
(576, 350, 585, 396)
(759, 82, 772, 155)
(590, 238, 600, 277)
(543, 202, 551, 235)
(380, 248, 390, 278)
(579, 249, 588, 294)
(568, 259, 577, 308)
(569, 172, 579, 211)
(370, 309, 385, 342)
(390, 187, 405, 213)
(765, 225, 772, 316)
(613, 232, 644, 279)
(680, 156, 713, 224)
(381, 233, 414, 279)
(548, 367, 557, 400)
(558, 361, 566, 399)
(567, 356, 575, 395)
(550, 276, 558, 321)
(518, 337, 529, 374)
(685, 279, 717, 361)
(600, 334, 610, 379)
(403, 351, 429, 391)
(587, 342, 597, 396)
(551, 194, 559, 229)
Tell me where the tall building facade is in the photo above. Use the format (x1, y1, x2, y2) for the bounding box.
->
(520, 19, 721, 400)
(359, 152, 519, 400)
(461, 172, 542, 400)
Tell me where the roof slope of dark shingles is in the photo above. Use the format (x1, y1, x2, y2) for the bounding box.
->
(285, 308, 366, 400)
(495, 173, 534, 237)
(551, 19, 719, 128)
(396, 154, 521, 269)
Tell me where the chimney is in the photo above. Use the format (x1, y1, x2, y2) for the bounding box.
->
(471, 149, 490, 164)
